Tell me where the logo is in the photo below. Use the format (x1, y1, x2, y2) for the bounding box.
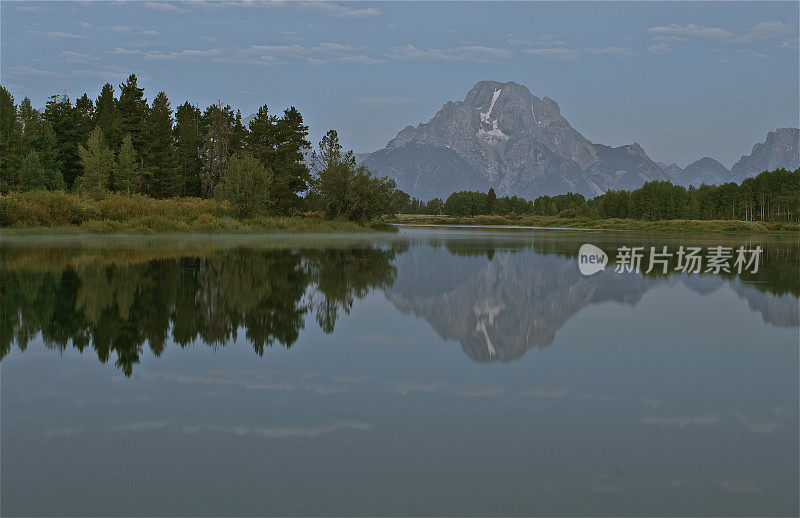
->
(578, 243, 608, 276)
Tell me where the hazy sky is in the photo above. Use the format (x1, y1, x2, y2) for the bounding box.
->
(2, 1, 798, 167)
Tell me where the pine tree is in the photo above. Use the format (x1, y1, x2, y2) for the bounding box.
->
(38, 120, 64, 190)
(94, 83, 119, 147)
(19, 97, 63, 190)
(200, 102, 231, 197)
(74, 93, 95, 145)
(76, 127, 114, 195)
(117, 74, 148, 164)
(18, 150, 46, 191)
(174, 102, 202, 197)
(273, 106, 311, 212)
(246, 104, 277, 169)
(113, 134, 140, 193)
(0, 85, 22, 191)
(44, 93, 82, 188)
(229, 109, 248, 154)
(146, 91, 180, 198)
(487, 187, 496, 214)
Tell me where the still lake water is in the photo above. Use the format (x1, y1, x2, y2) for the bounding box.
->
(1, 227, 798, 517)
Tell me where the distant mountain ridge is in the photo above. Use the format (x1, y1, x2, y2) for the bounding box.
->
(359, 80, 799, 199)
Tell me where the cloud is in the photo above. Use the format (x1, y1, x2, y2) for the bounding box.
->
(648, 23, 734, 43)
(61, 51, 98, 63)
(647, 20, 795, 53)
(732, 412, 780, 434)
(386, 44, 511, 63)
(111, 26, 158, 36)
(641, 414, 720, 428)
(113, 42, 381, 66)
(4, 66, 66, 79)
(522, 47, 579, 61)
(647, 42, 673, 54)
(386, 380, 503, 397)
(520, 387, 569, 399)
(742, 21, 794, 41)
(239, 1, 381, 19)
(714, 477, 763, 494)
(144, 1, 188, 14)
(47, 31, 87, 39)
(111, 421, 168, 432)
(779, 37, 799, 50)
(586, 46, 637, 58)
(181, 421, 371, 438)
(333, 55, 383, 65)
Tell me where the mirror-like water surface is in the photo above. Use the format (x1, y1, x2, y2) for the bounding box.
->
(2, 228, 798, 516)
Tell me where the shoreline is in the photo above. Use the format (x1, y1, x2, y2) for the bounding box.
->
(386, 214, 799, 233)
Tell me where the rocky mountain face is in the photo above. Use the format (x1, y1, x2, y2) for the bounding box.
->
(361, 80, 666, 200)
(729, 128, 800, 183)
(359, 81, 798, 200)
(662, 157, 730, 187)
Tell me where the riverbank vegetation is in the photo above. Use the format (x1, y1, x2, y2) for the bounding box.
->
(0, 77, 404, 232)
(398, 168, 799, 227)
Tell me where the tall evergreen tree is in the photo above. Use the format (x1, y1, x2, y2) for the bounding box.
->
(18, 150, 46, 191)
(44, 93, 82, 188)
(174, 102, 202, 197)
(146, 91, 180, 198)
(94, 83, 119, 146)
(199, 102, 232, 197)
(273, 106, 311, 212)
(76, 127, 114, 195)
(245, 105, 277, 169)
(113, 134, 140, 193)
(117, 74, 148, 165)
(0, 85, 22, 191)
(229, 109, 248, 154)
(0, 87, 22, 188)
(74, 93, 95, 145)
(19, 97, 63, 190)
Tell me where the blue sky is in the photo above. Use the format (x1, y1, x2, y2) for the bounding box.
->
(2, 1, 797, 167)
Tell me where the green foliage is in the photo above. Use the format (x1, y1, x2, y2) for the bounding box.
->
(245, 104, 311, 213)
(200, 102, 233, 197)
(214, 151, 272, 218)
(18, 150, 46, 191)
(117, 74, 149, 159)
(76, 127, 114, 196)
(309, 129, 400, 224)
(0, 85, 22, 191)
(44, 93, 82, 188)
(175, 102, 202, 196)
(146, 91, 180, 198)
(94, 83, 119, 146)
(113, 134, 140, 193)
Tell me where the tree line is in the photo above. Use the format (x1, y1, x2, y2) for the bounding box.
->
(0, 75, 404, 222)
(533, 168, 798, 222)
(405, 168, 797, 222)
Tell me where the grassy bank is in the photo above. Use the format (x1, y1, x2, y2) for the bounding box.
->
(0, 191, 394, 234)
(388, 213, 800, 233)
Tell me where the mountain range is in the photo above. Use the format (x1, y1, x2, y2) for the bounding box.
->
(358, 80, 799, 200)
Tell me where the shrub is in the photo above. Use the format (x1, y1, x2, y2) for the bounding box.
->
(214, 151, 272, 218)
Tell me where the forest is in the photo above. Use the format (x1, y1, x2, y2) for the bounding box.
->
(0, 76, 405, 227)
(421, 168, 799, 223)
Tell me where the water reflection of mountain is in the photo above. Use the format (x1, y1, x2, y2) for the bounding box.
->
(386, 239, 799, 363)
(1, 233, 797, 371)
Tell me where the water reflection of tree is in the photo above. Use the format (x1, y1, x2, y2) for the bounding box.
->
(0, 245, 399, 375)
